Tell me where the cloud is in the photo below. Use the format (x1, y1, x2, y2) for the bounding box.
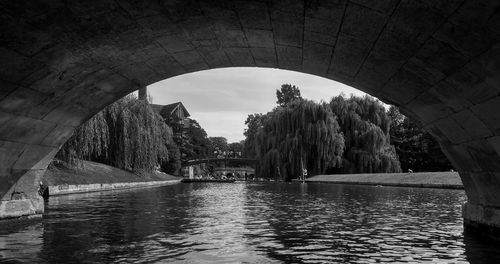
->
(192, 111, 248, 143)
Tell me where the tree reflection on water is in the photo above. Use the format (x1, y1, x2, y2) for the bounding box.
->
(1, 183, 499, 263)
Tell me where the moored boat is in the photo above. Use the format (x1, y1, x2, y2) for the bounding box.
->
(181, 178, 235, 183)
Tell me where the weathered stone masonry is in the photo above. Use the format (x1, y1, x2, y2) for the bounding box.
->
(1, 0, 500, 237)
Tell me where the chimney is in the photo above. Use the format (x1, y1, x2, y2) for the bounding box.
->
(138, 87, 148, 102)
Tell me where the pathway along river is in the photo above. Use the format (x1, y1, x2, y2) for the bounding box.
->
(1, 182, 500, 263)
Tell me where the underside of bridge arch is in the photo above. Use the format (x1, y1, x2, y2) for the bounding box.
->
(1, 0, 500, 236)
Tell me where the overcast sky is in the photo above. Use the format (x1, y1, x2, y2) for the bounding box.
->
(148, 67, 367, 143)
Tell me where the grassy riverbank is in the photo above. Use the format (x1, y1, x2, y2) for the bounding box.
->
(44, 160, 180, 186)
(306, 171, 463, 189)
(44, 161, 462, 190)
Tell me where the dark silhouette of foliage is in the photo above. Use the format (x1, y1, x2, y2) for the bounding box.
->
(161, 142, 181, 174)
(388, 106, 454, 172)
(209, 136, 229, 157)
(276, 84, 303, 107)
(329, 95, 401, 173)
(176, 118, 211, 161)
(228, 141, 244, 157)
(243, 113, 267, 158)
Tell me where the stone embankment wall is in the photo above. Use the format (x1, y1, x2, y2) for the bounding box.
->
(0, 198, 44, 219)
(49, 180, 181, 196)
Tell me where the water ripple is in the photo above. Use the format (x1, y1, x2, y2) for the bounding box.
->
(1, 182, 500, 263)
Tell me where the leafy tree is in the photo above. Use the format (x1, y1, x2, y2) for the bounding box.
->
(244, 83, 301, 158)
(56, 111, 109, 166)
(57, 96, 174, 173)
(162, 142, 181, 174)
(276, 84, 303, 107)
(180, 118, 211, 160)
(329, 95, 401, 173)
(388, 106, 453, 172)
(228, 141, 244, 157)
(243, 113, 267, 158)
(250, 92, 401, 178)
(209, 136, 229, 157)
(256, 100, 345, 180)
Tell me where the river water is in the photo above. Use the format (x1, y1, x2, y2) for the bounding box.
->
(1, 182, 500, 263)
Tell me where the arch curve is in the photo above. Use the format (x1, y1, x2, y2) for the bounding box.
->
(1, 0, 500, 235)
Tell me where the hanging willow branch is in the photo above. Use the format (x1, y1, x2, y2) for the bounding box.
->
(251, 95, 401, 179)
(329, 95, 401, 173)
(56, 111, 109, 167)
(255, 100, 345, 180)
(56, 95, 173, 173)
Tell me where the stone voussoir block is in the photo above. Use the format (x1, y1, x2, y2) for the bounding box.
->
(471, 96, 500, 134)
(451, 109, 492, 139)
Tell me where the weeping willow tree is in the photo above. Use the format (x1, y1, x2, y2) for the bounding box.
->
(329, 95, 401, 173)
(57, 95, 174, 173)
(255, 100, 345, 180)
(56, 111, 109, 166)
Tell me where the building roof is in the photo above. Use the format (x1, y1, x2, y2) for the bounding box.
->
(151, 102, 190, 118)
(150, 104, 164, 113)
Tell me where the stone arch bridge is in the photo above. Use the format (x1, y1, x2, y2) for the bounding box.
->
(181, 157, 257, 179)
(1, 0, 500, 237)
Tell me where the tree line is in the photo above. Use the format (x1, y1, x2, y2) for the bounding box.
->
(243, 84, 453, 180)
(55, 84, 453, 178)
(55, 95, 242, 175)
(387, 106, 453, 172)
